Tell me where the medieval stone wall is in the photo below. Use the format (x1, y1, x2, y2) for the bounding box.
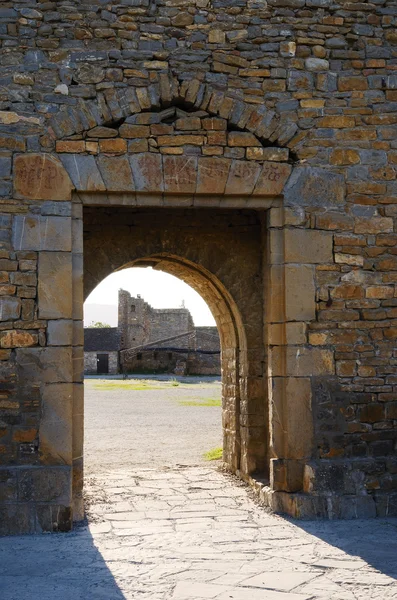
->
(0, 0, 397, 531)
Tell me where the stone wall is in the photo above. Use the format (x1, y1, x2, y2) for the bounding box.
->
(124, 348, 220, 375)
(0, 0, 397, 531)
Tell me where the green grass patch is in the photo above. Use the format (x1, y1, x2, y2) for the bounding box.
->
(178, 397, 221, 407)
(89, 379, 168, 391)
(204, 447, 223, 461)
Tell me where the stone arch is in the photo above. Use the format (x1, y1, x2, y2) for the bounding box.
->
(49, 77, 299, 149)
(84, 250, 247, 475)
(81, 206, 267, 497)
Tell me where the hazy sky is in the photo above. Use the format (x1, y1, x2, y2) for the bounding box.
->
(84, 267, 216, 327)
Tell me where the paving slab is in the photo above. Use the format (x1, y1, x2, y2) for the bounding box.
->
(1, 466, 397, 600)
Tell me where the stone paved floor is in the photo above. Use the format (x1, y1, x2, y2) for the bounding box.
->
(1, 465, 397, 599)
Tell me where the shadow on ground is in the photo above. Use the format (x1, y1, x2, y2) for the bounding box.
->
(295, 517, 397, 580)
(0, 526, 126, 600)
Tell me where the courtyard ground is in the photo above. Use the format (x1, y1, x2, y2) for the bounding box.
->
(0, 377, 396, 600)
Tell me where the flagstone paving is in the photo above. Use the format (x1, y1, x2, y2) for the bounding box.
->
(1, 465, 396, 600)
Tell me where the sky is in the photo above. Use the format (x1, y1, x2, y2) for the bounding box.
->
(84, 267, 216, 328)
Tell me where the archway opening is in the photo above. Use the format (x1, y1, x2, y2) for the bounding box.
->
(83, 266, 225, 475)
(74, 206, 268, 515)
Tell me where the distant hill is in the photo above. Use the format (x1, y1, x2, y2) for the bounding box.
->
(84, 304, 118, 328)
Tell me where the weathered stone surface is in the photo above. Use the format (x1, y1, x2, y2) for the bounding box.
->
(38, 252, 72, 319)
(197, 157, 231, 194)
(47, 320, 73, 346)
(39, 384, 73, 465)
(284, 229, 333, 264)
(254, 162, 292, 196)
(14, 154, 73, 201)
(97, 156, 135, 192)
(59, 155, 106, 192)
(284, 167, 345, 207)
(285, 265, 316, 321)
(12, 216, 72, 252)
(129, 153, 163, 192)
(16, 347, 73, 384)
(225, 161, 261, 195)
(0, 297, 21, 321)
(163, 156, 197, 194)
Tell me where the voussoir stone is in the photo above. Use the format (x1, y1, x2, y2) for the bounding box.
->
(163, 155, 197, 194)
(59, 154, 106, 192)
(197, 157, 231, 195)
(129, 153, 163, 192)
(253, 162, 292, 196)
(225, 160, 261, 195)
(97, 156, 135, 192)
(14, 153, 73, 201)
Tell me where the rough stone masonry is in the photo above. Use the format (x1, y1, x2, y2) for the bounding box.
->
(0, 0, 397, 534)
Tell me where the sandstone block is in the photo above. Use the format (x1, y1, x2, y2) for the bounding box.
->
(196, 157, 231, 195)
(16, 347, 73, 384)
(270, 346, 334, 377)
(129, 153, 163, 192)
(331, 149, 360, 165)
(366, 286, 394, 299)
(47, 320, 73, 346)
(97, 156, 135, 192)
(0, 330, 37, 348)
(225, 160, 261, 195)
(12, 216, 72, 252)
(253, 162, 292, 196)
(228, 132, 261, 147)
(268, 322, 307, 345)
(39, 384, 73, 465)
(38, 252, 72, 319)
(284, 229, 333, 264)
(354, 217, 393, 234)
(99, 139, 127, 154)
(157, 135, 205, 147)
(14, 154, 73, 201)
(285, 265, 316, 321)
(87, 126, 118, 138)
(175, 117, 201, 131)
(60, 154, 106, 192)
(56, 141, 85, 153)
(119, 124, 150, 138)
(0, 297, 21, 321)
(271, 377, 313, 460)
(163, 156, 197, 194)
(284, 166, 345, 207)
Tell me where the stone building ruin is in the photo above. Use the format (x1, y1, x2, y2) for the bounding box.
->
(84, 289, 221, 375)
(0, 0, 397, 533)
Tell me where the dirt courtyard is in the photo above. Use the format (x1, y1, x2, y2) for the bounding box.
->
(84, 376, 223, 475)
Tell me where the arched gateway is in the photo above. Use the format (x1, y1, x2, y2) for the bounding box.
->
(1, 66, 396, 532)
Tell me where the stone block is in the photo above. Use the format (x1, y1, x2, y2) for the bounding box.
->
(38, 252, 73, 319)
(119, 124, 150, 138)
(98, 139, 127, 154)
(284, 166, 345, 207)
(271, 377, 313, 460)
(0, 330, 38, 348)
(270, 346, 334, 377)
(47, 320, 73, 346)
(285, 265, 316, 321)
(0, 296, 21, 321)
(129, 153, 163, 192)
(268, 322, 307, 345)
(163, 155, 197, 194)
(13, 153, 73, 201)
(12, 216, 72, 252)
(284, 229, 333, 264)
(228, 132, 261, 147)
(97, 156, 135, 192)
(253, 162, 292, 196)
(59, 154, 106, 192)
(39, 384, 73, 465)
(225, 160, 261, 195)
(197, 157, 231, 194)
(16, 347, 73, 384)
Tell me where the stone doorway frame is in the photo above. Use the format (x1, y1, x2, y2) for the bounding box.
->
(11, 80, 329, 527)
